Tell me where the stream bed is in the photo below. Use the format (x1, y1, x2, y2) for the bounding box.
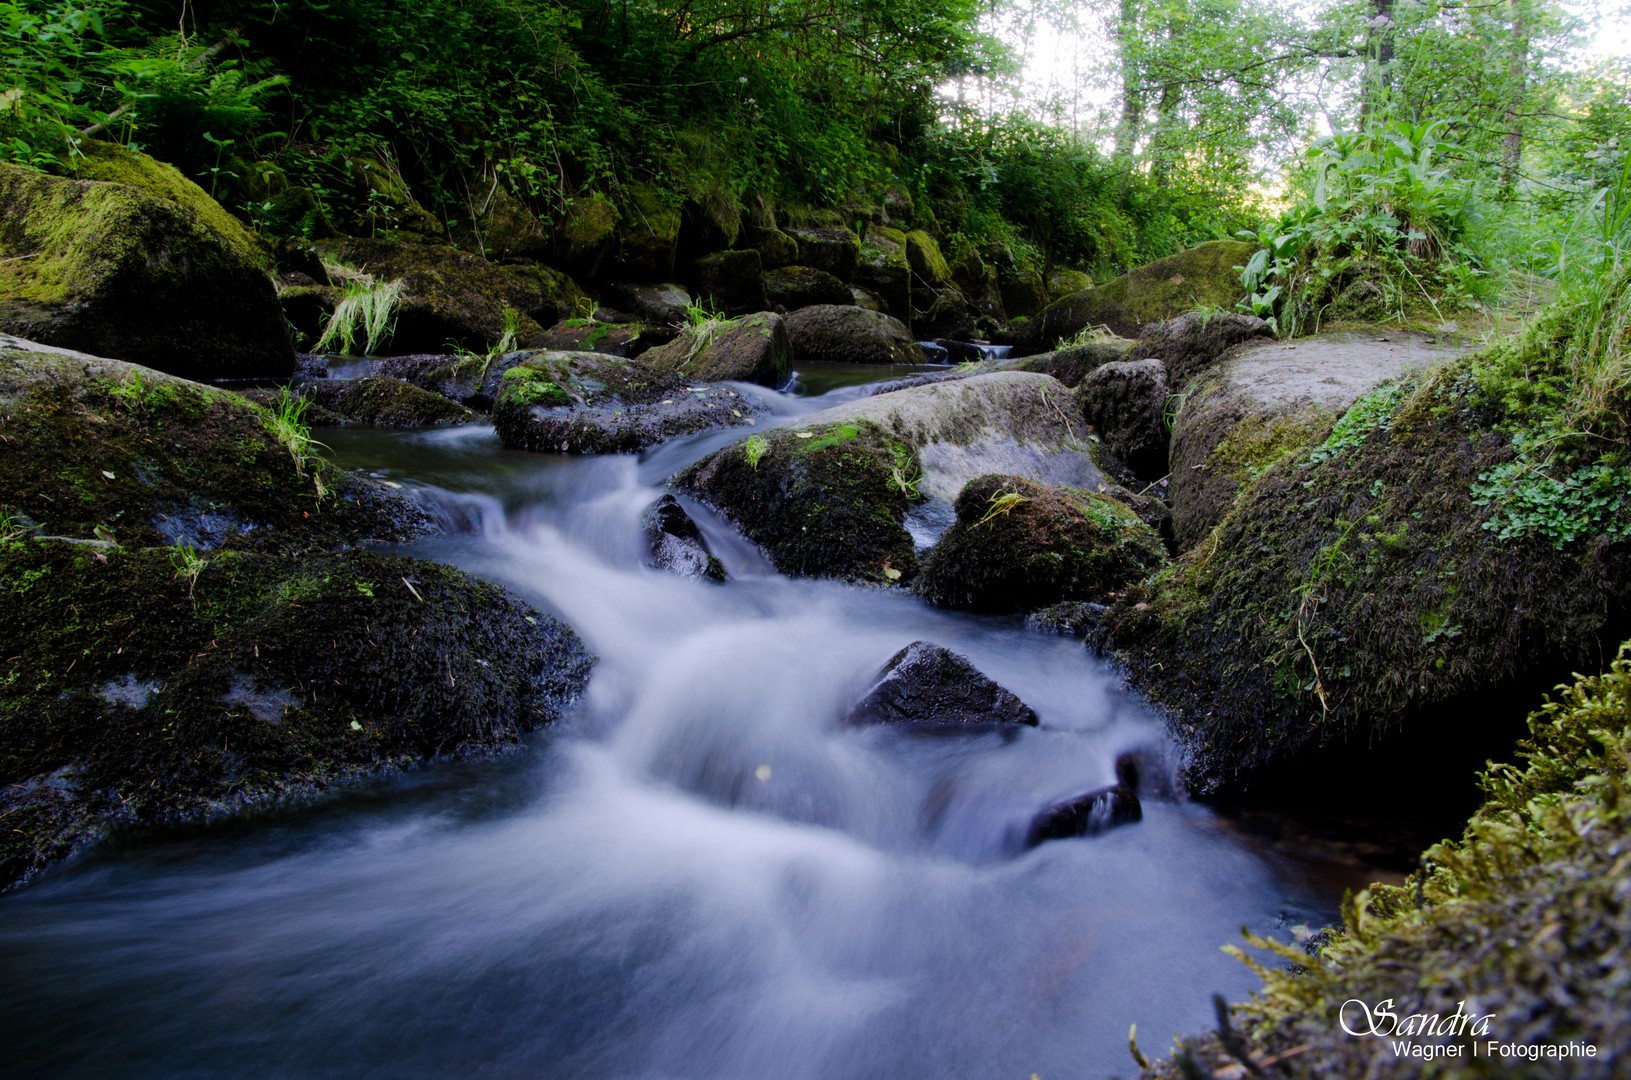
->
(1, 366, 1376, 1079)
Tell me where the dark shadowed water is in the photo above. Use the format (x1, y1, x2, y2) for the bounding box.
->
(0, 369, 1362, 1079)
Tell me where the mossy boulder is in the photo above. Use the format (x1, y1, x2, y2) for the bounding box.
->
(743, 224, 799, 269)
(1046, 266, 1094, 299)
(904, 230, 952, 287)
(788, 226, 861, 283)
(453, 183, 551, 262)
(1075, 358, 1170, 480)
(641, 311, 790, 385)
(1015, 240, 1258, 350)
(295, 376, 481, 426)
(60, 140, 273, 269)
(602, 282, 692, 328)
(784, 304, 921, 365)
(532, 318, 653, 357)
(1000, 264, 1048, 320)
(675, 420, 922, 584)
(1167, 330, 1460, 550)
(333, 156, 445, 241)
(490, 349, 764, 454)
(0, 537, 591, 891)
(915, 475, 1166, 611)
(1145, 646, 1631, 1077)
(0, 344, 426, 551)
(951, 248, 1005, 323)
(556, 195, 619, 277)
(1128, 311, 1273, 388)
(856, 226, 912, 322)
(689, 249, 767, 316)
(0, 162, 293, 381)
(312, 237, 585, 353)
(1100, 344, 1631, 799)
(612, 185, 681, 280)
(764, 265, 853, 310)
(999, 341, 1130, 387)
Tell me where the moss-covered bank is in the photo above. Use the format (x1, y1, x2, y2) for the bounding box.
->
(1140, 644, 1631, 1078)
(0, 538, 592, 891)
(676, 421, 922, 583)
(0, 348, 427, 551)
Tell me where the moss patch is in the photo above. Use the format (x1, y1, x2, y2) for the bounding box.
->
(915, 475, 1166, 611)
(0, 537, 592, 891)
(297, 375, 482, 426)
(676, 421, 921, 583)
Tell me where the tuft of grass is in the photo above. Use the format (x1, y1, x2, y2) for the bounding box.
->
(885, 441, 921, 498)
(264, 387, 326, 478)
(976, 488, 1030, 527)
(169, 542, 208, 603)
(316, 278, 404, 355)
(742, 433, 768, 469)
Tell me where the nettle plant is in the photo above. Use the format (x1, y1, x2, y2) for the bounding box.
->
(1237, 119, 1486, 336)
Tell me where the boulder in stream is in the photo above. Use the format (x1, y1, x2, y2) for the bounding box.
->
(844, 641, 1039, 728)
(784, 305, 922, 365)
(1074, 357, 1170, 481)
(643, 495, 726, 582)
(641, 311, 791, 385)
(290, 376, 482, 427)
(1024, 755, 1143, 847)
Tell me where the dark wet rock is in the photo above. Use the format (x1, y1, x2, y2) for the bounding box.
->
(999, 341, 1130, 387)
(1024, 600, 1110, 636)
(297, 376, 481, 427)
(844, 641, 1038, 728)
(313, 237, 587, 353)
(1076, 358, 1170, 481)
(743, 224, 799, 269)
(275, 239, 331, 285)
(491, 349, 763, 454)
(602, 282, 692, 328)
(917, 342, 951, 364)
(0, 343, 428, 553)
(0, 155, 293, 381)
(641, 311, 790, 385)
(676, 420, 922, 584)
(785, 305, 921, 365)
(915, 289, 977, 341)
(643, 494, 725, 582)
(531, 318, 653, 357)
(279, 284, 339, 346)
(1024, 756, 1142, 847)
(690, 249, 767, 315)
(1129, 311, 1273, 387)
(764, 265, 854, 310)
(914, 475, 1167, 612)
(856, 226, 912, 321)
(934, 338, 984, 364)
(293, 353, 331, 380)
(1167, 330, 1459, 551)
(0, 538, 593, 891)
(788, 226, 861, 282)
(1013, 240, 1257, 350)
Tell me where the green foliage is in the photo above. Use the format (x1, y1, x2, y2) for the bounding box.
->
(1472, 440, 1631, 549)
(1302, 381, 1411, 466)
(264, 386, 319, 477)
(885, 441, 921, 498)
(315, 277, 403, 355)
(741, 433, 768, 470)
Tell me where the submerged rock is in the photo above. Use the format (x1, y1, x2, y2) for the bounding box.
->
(914, 475, 1167, 612)
(1013, 240, 1257, 350)
(844, 641, 1039, 728)
(491, 349, 763, 454)
(0, 342, 427, 552)
(1024, 756, 1143, 847)
(643, 494, 725, 582)
(0, 155, 292, 380)
(785, 305, 921, 365)
(0, 538, 593, 891)
(641, 311, 791, 385)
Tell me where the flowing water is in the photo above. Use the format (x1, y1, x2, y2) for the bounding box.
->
(1, 367, 1364, 1079)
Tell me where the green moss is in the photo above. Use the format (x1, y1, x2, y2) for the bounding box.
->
(915, 475, 1166, 611)
(0, 536, 592, 891)
(676, 421, 920, 583)
(61, 141, 273, 269)
(904, 229, 951, 285)
(1211, 408, 1337, 482)
(298, 375, 482, 426)
(1147, 643, 1631, 1078)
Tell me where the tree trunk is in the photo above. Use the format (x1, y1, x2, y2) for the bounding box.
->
(1113, 0, 1142, 169)
(1361, 0, 1395, 121)
(1502, 0, 1529, 190)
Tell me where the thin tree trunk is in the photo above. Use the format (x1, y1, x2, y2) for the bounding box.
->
(1502, 0, 1529, 190)
(1113, 0, 1142, 169)
(1361, 0, 1394, 121)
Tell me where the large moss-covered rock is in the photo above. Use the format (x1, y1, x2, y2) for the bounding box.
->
(1167, 330, 1459, 550)
(904, 230, 952, 287)
(557, 195, 618, 277)
(789, 226, 861, 282)
(764, 265, 853, 310)
(1100, 341, 1631, 799)
(0, 162, 293, 381)
(1143, 648, 1631, 1078)
(784, 304, 921, 365)
(531, 318, 653, 357)
(611, 184, 680, 280)
(490, 349, 763, 454)
(602, 282, 692, 328)
(453, 183, 552, 262)
(743, 224, 799, 269)
(690, 249, 767, 315)
(641, 311, 790, 385)
(0, 343, 426, 551)
(313, 237, 586, 353)
(1015, 240, 1258, 350)
(1129, 310, 1272, 387)
(676, 420, 922, 584)
(915, 475, 1166, 611)
(0, 537, 591, 891)
(856, 226, 912, 322)
(1046, 266, 1094, 299)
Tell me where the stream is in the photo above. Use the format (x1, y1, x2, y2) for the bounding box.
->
(1, 363, 1372, 1079)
